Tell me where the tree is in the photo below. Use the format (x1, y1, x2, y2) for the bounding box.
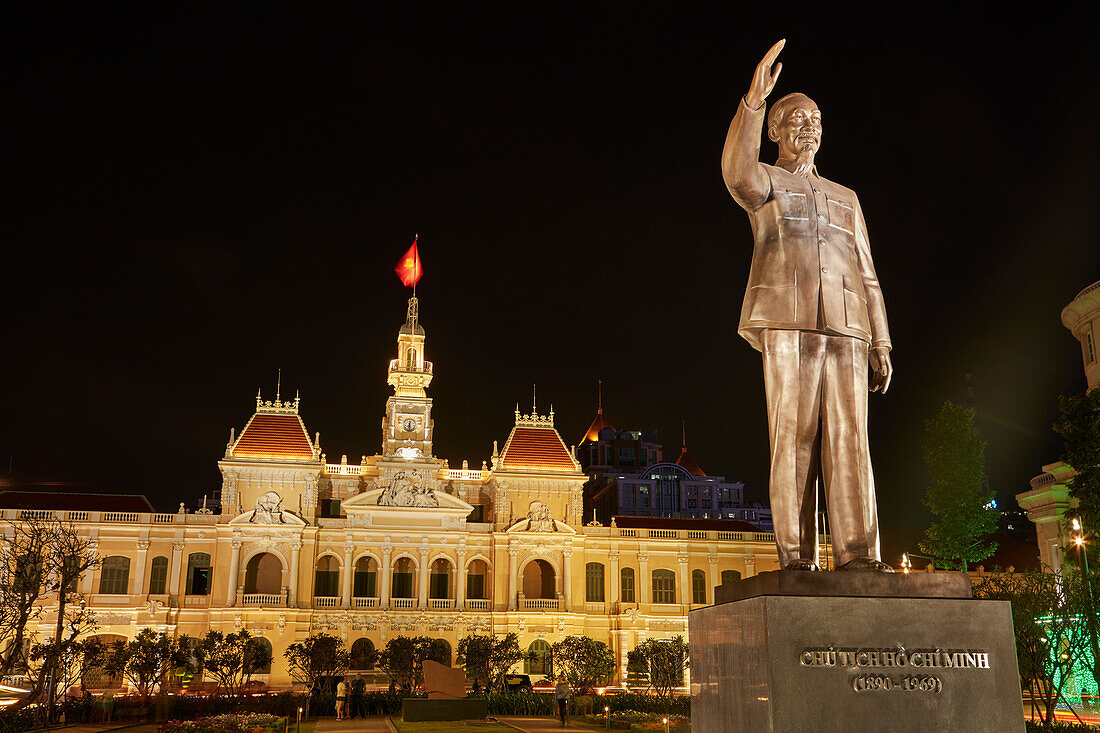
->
(974, 570, 1093, 725)
(284, 633, 350, 695)
(195, 630, 272, 696)
(626, 636, 689, 699)
(378, 636, 433, 692)
(919, 401, 998, 571)
(550, 636, 616, 694)
(0, 516, 99, 716)
(456, 633, 528, 692)
(102, 629, 191, 700)
(1055, 389, 1100, 536)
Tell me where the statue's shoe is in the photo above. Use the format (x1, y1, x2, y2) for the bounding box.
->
(784, 559, 820, 571)
(837, 557, 895, 573)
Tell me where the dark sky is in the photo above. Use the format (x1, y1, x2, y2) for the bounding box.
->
(5, 6, 1099, 525)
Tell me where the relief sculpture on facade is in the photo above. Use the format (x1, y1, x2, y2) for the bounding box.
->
(251, 491, 288, 524)
(379, 470, 438, 507)
(525, 501, 556, 532)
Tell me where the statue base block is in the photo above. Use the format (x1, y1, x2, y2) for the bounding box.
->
(689, 571, 1024, 733)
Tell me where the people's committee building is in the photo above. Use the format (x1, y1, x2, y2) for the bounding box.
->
(6, 297, 783, 687)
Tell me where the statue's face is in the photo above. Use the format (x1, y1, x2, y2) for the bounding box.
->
(774, 102, 821, 159)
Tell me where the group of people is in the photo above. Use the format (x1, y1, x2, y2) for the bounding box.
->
(333, 675, 367, 720)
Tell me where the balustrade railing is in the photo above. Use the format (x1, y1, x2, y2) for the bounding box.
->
(446, 469, 485, 481)
(67, 511, 89, 521)
(391, 598, 416, 609)
(353, 597, 380, 609)
(649, 529, 677, 539)
(313, 597, 339, 608)
(465, 599, 490, 610)
(20, 509, 55, 520)
(102, 512, 140, 523)
(522, 598, 560, 611)
(241, 593, 285, 607)
(687, 530, 707, 539)
(388, 359, 433, 374)
(717, 531, 743, 540)
(754, 533, 776, 542)
(153, 514, 176, 523)
(428, 598, 455, 610)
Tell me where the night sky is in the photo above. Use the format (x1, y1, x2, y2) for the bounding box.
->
(5, 6, 1098, 527)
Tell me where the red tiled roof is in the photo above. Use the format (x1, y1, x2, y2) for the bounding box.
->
(581, 411, 614, 444)
(0, 491, 155, 513)
(613, 515, 763, 532)
(499, 427, 578, 472)
(231, 413, 315, 461)
(675, 449, 706, 476)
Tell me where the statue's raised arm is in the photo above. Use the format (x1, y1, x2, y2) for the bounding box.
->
(721, 40, 785, 209)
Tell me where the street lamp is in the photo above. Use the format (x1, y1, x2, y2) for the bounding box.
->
(901, 553, 911, 575)
(296, 706, 302, 733)
(605, 705, 610, 731)
(1072, 517, 1099, 711)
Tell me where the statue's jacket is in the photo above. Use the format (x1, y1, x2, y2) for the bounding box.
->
(724, 98, 891, 354)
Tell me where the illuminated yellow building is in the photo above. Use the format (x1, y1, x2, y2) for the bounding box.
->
(11, 297, 782, 687)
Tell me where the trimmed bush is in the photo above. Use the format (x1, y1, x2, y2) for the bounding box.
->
(160, 713, 283, 733)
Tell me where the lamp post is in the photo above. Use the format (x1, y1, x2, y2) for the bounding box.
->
(1072, 518, 1100, 708)
(296, 706, 302, 733)
(605, 705, 610, 731)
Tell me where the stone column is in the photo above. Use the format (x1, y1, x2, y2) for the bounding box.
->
(381, 545, 393, 609)
(226, 539, 242, 607)
(131, 540, 150, 595)
(608, 551, 620, 606)
(456, 548, 467, 610)
(507, 547, 519, 611)
(562, 547, 573, 611)
(418, 547, 430, 609)
(289, 540, 302, 607)
(82, 541, 100, 595)
(168, 540, 184, 600)
(677, 552, 689, 607)
(638, 553, 650, 605)
(341, 540, 354, 609)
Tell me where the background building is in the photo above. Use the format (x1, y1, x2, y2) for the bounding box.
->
(1017, 279, 1100, 569)
(6, 297, 788, 689)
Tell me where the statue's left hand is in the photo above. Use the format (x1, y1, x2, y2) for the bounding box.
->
(869, 347, 892, 394)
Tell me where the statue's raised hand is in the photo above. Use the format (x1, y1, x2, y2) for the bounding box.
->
(745, 39, 785, 110)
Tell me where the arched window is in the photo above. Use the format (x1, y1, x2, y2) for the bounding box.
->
(405, 346, 417, 368)
(350, 638, 376, 670)
(148, 556, 169, 595)
(392, 557, 415, 598)
(692, 569, 707, 604)
(428, 639, 451, 666)
(721, 569, 742, 585)
(244, 553, 282, 595)
(429, 559, 451, 599)
(247, 637, 272, 675)
(353, 557, 377, 598)
(99, 556, 130, 595)
(526, 640, 552, 676)
(466, 559, 488, 600)
(187, 553, 212, 596)
(620, 567, 636, 603)
(314, 556, 340, 598)
(585, 562, 605, 602)
(652, 569, 676, 604)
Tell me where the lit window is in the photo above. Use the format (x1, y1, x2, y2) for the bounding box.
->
(652, 569, 676, 604)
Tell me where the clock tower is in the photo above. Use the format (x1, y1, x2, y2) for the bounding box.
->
(382, 297, 435, 459)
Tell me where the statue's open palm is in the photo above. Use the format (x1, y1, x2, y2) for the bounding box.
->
(746, 39, 785, 110)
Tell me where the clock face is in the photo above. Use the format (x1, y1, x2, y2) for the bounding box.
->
(401, 418, 417, 433)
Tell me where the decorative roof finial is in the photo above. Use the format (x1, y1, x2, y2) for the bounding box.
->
(276, 368, 282, 402)
(532, 384, 536, 414)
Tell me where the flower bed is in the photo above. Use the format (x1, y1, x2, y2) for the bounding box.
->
(160, 713, 284, 733)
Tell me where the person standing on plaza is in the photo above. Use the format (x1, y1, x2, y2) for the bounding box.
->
(349, 674, 365, 719)
(554, 677, 570, 727)
(335, 677, 347, 720)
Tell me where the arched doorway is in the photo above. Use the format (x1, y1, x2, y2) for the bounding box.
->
(84, 634, 126, 689)
(392, 557, 415, 599)
(522, 559, 556, 599)
(429, 559, 452, 599)
(525, 639, 552, 676)
(314, 555, 340, 598)
(466, 559, 489, 600)
(244, 553, 282, 595)
(350, 638, 376, 670)
(354, 557, 378, 599)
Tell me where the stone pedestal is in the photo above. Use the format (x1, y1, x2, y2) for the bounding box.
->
(689, 571, 1024, 733)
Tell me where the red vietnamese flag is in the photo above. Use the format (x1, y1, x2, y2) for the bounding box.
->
(394, 236, 423, 287)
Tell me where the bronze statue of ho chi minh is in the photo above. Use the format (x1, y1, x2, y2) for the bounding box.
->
(722, 39, 893, 572)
